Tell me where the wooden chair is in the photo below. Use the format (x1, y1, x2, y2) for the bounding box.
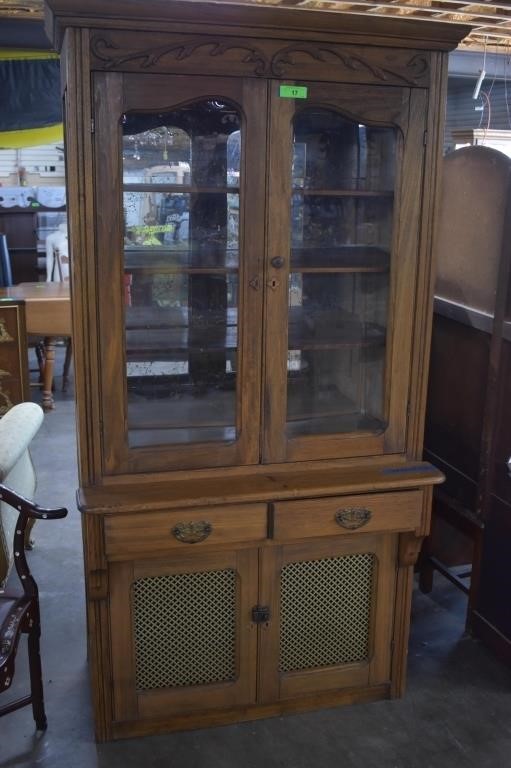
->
(0, 483, 67, 729)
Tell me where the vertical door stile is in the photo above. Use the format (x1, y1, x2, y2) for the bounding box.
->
(383, 87, 427, 454)
(238, 78, 267, 465)
(263, 83, 295, 463)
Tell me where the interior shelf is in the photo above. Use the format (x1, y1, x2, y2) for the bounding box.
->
(124, 248, 239, 272)
(290, 246, 390, 273)
(288, 307, 385, 350)
(287, 382, 386, 436)
(292, 188, 394, 198)
(124, 306, 384, 355)
(123, 183, 239, 194)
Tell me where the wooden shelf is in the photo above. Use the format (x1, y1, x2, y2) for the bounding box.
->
(123, 184, 239, 194)
(124, 247, 239, 273)
(289, 308, 386, 351)
(124, 306, 383, 354)
(287, 411, 386, 438)
(292, 188, 394, 198)
(124, 246, 386, 274)
(286, 382, 386, 435)
(290, 246, 390, 273)
(126, 306, 237, 328)
(126, 326, 238, 355)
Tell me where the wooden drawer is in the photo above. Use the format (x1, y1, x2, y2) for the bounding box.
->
(104, 503, 268, 560)
(272, 491, 423, 541)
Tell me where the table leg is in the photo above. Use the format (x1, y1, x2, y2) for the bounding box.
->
(41, 336, 56, 411)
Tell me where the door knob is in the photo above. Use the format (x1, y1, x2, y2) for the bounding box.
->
(271, 257, 285, 269)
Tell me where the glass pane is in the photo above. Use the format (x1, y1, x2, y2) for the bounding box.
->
(287, 109, 396, 438)
(122, 101, 241, 448)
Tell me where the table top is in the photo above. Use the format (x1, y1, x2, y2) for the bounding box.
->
(0, 282, 70, 303)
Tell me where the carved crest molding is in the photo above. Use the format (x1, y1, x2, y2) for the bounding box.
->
(91, 36, 269, 76)
(91, 34, 429, 85)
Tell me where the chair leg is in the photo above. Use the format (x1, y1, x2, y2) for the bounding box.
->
(62, 338, 72, 392)
(35, 341, 46, 384)
(27, 611, 47, 730)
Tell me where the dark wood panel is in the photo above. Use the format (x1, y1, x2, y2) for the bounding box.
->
(424, 313, 490, 485)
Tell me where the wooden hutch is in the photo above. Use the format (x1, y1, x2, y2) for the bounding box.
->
(44, 0, 467, 741)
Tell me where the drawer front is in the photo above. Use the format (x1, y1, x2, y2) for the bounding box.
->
(272, 491, 422, 541)
(104, 503, 268, 559)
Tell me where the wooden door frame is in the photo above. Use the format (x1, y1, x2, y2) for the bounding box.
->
(109, 546, 259, 721)
(262, 81, 427, 464)
(93, 71, 267, 475)
(257, 533, 397, 703)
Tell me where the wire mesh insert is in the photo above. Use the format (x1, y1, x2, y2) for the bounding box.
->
(132, 568, 237, 691)
(280, 552, 375, 673)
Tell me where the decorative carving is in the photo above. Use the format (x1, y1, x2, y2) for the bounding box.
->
(90, 35, 428, 85)
(91, 36, 270, 75)
(406, 54, 430, 83)
(335, 507, 372, 530)
(172, 520, 213, 544)
(271, 44, 429, 84)
(0, 319, 13, 343)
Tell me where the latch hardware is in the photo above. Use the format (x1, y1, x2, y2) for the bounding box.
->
(252, 605, 271, 623)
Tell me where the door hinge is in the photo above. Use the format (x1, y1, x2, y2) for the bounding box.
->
(91, 118, 95, 134)
(423, 130, 428, 146)
(252, 605, 271, 624)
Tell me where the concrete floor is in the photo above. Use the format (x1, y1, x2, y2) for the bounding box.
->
(1, 363, 511, 767)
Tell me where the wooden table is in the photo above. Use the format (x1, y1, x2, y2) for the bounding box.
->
(0, 282, 71, 411)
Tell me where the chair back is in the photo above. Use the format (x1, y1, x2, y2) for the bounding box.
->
(0, 234, 13, 288)
(0, 483, 67, 596)
(0, 402, 44, 587)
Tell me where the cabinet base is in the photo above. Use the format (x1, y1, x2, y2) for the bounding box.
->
(106, 683, 390, 741)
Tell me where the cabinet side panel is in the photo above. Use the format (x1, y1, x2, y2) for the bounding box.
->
(407, 51, 450, 458)
(61, 27, 102, 484)
(82, 513, 113, 741)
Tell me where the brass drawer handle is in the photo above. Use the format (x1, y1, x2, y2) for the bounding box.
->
(335, 508, 372, 530)
(172, 520, 213, 544)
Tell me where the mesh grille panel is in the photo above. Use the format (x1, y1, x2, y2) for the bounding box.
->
(280, 553, 375, 673)
(133, 568, 237, 691)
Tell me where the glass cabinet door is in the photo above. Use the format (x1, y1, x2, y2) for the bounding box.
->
(263, 82, 427, 463)
(94, 74, 266, 474)
(122, 104, 241, 449)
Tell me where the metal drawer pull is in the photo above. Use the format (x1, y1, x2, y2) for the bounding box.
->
(172, 520, 213, 543)
(335, 508, 372, 529)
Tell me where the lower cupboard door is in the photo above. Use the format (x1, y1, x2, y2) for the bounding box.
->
(109, 548, 259, 721)
(258, 533, 397, 702)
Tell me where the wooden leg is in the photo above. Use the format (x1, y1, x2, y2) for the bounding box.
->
(62, 338, 72, 392)
(41, 336, 56, 411)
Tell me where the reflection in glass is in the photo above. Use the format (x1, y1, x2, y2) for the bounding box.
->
(287, 109, 396, 438)
(122, 101, 241, 448)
